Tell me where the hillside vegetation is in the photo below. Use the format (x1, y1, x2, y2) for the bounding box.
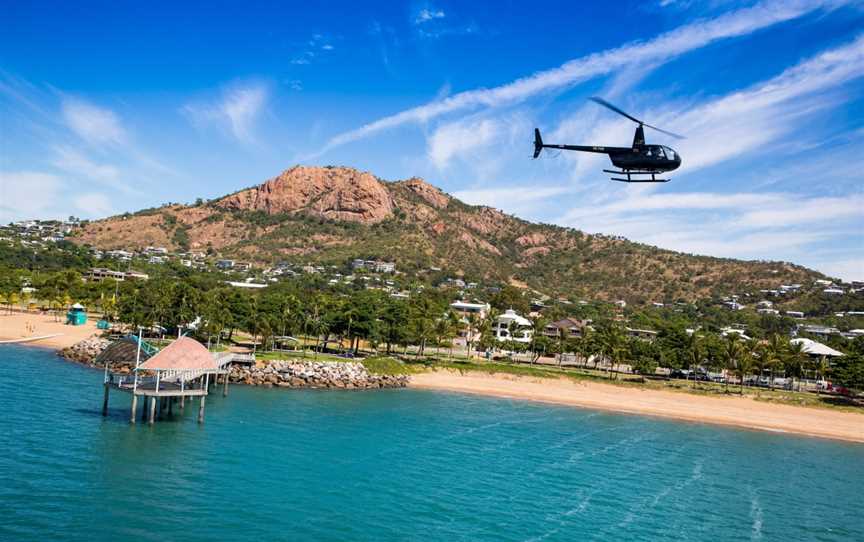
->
(70, 165, 823, 303)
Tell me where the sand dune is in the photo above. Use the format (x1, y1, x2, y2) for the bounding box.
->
(411, 370, 864, 443)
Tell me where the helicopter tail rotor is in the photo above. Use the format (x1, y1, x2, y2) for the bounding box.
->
(589, 96, 684, 140)
(533, 128, 544, 158)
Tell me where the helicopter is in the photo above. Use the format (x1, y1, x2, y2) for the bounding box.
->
(533, 97, 684, 182)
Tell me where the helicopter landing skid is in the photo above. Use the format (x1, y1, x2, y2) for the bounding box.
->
(603, 169, 670, 183)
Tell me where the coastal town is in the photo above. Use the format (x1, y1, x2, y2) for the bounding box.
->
(2, 216, 863, 421)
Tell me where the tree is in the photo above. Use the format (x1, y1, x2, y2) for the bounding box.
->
(686, 332, 702, 388)
(784, 341, 809, 392)
(762, 334, 787, 390)
(721, 334, 742, 393)
(598, 324, 626, 379)
(733, 341, 755, 395)
(831, 354, 864, 395)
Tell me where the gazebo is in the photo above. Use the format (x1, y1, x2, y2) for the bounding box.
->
(103, 336, 227, 425)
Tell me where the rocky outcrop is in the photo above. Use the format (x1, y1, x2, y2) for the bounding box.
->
(398, 177, 451, 209)
(229, 360, 408, 389)
(59, 337, 110, 365)
(216, 166, 395, 224)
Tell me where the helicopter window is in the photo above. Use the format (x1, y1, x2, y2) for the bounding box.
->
(654, 146, 666, 159)
(663, 146, 676, 159)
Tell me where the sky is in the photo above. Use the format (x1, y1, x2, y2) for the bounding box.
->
(1, 0, 862, 280)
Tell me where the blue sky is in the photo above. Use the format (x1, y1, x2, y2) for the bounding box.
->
(1, 0, 862, 280)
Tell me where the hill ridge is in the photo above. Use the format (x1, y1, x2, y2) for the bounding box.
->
(70, 165, 824, 303)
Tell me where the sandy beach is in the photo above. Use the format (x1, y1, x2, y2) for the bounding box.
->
(0, 311, 101, 350)
(411, 370, 864, 443)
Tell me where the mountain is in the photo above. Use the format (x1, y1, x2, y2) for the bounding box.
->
(70, 165, 823, 303)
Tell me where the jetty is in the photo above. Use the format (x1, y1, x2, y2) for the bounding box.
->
(100, 336, 245, 425)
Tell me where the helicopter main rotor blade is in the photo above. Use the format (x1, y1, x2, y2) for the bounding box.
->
(641, 122, 685, 140)
(589, 96, 643, 125)
(589, 96, 685, 140)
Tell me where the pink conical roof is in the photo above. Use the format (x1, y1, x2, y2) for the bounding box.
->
(138, 337, 218, 371)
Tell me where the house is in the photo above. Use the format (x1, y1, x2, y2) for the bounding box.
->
(789, 338, 844, 358)
(88, 267, 126, 282)
(756, 300, 773, 309)
(626, 327, 658, 341)
(450, 301, 490, 320)
(614, 300, 627, 309)
(216, 259, 235, 270)
(495, 309, 533, 343)
(543, 317, 591, 339)
(721, 327, 751, 341)
(757, 308, 780, 315)
(823, 288, 845, 295)
(226, 280, 267, 289)
(126, 271, 149, 280)
(785, 310, 805, 319)
(798, 324, 841, 339)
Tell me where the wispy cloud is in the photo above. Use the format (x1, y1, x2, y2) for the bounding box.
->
(183, 81, 269, 143)
(73, 192, 114, 218)
(0, 171, 63, 222)
(61, 98, 126, 146)
(312, 0, 840, 156)
(415, 7, 446, 25)
(52, 146, 119, 182)
(290, 33, 336, 65)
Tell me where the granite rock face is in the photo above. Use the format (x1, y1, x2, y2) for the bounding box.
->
(217, 166, 395, 224)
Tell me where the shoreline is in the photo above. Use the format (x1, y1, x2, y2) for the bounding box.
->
(0, 312, 101, 350)
(410, 370, 864, 444)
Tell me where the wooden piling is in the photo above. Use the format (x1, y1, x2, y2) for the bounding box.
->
(223, 373, 229, 397)
(168, 397, 173, 416)
(198, 396, 206, 424)
(148, 397, 157, 425)
(180, 395, 185, 411)
(102, 383, 110, 417)
(130, 394, 138, 425)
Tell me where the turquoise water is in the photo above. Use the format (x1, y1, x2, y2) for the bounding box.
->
(1, 345, 862, 541)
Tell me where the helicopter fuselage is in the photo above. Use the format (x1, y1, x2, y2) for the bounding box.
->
(541, 143, 681, 173)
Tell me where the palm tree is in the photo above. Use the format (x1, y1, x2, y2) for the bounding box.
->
(812, 356, 831, 390)
(734, 345, 755, 395)
(785, 341, 808, 392)
(686, 332, 702, 388)
(599, 325, 625, 380)
(721, 334, 741, 393)
(763, 334, 787, 391)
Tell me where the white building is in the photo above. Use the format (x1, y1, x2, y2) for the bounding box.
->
(495, 309, 533, 343)
(789, 338, 844, 358)
(450, 301, 490, 319)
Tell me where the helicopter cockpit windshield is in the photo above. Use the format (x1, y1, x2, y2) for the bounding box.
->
(661, 146, 677, 160)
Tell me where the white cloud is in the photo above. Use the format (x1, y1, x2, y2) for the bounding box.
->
(428, 118, 502, 169)
(454, 185, 573, 216)
(662, 34, 864, 173)
(817, 259, 864, 281)
(415, 8, 446, 24)
(0, 171, 63, 222)
(52, 146, 119, 182)
(61, 98, 126, 145)
(183, 82, 269, 142)
(313, 0, 841, 156)
(73, 192, 114, 218)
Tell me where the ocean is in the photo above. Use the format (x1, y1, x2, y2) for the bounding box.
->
(1, 344, 862, 541)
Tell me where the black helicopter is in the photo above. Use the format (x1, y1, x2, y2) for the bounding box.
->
(533, 97, 683, 182)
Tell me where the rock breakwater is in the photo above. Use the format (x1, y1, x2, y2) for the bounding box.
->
(59, 337, 110, 365)
(230, 360, 408, 389)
